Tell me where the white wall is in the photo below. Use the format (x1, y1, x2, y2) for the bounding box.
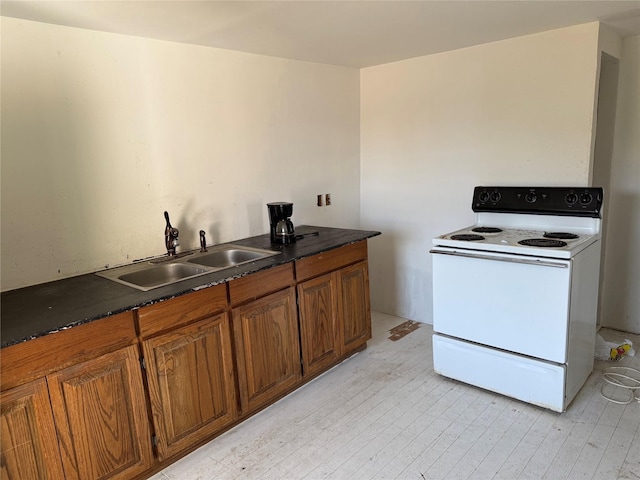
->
(0, 18, 360, 291)
(600, 35, 640, 334)
(360, 23, 604, 324)
(3, 18, 638, 334)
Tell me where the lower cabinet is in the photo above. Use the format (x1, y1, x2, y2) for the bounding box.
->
(296, 242, 372, 378)
(0, 312, 152, 480)
(1, 238, 374, 479)
(141, 313, 237, 460)
(337, 261, 372, 354)
(297, 273, 340, 376)
(47, 345, 154, 480)
(1, 378, 64, 480)
(232, 287, 302, 414)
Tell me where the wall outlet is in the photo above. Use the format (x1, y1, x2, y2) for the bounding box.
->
(317, 194, 323, 207)
(325, 193, 331, 206)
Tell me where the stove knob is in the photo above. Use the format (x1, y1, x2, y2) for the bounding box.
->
(565, 193, 578, 205)
(525, 192, 537, 203)
(579, 193, 593, 205)
(490, 192, 501, 203)
(478, 190, 490, 203)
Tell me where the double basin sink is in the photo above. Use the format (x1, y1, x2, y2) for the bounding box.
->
(96, 245, 281, 291)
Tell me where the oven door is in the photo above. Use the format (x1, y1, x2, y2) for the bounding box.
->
(431, 246, 571, 363)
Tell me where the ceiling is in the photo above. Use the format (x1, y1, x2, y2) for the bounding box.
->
(2, 0, 640, 68)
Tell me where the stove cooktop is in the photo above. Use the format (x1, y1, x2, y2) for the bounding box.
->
(432, 186, 604, 259)
(434, 224, 599, 259)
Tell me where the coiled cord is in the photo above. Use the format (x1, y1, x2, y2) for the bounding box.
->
(600, 366, 640, 405)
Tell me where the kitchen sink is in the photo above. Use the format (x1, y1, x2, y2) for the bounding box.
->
(117, 263, 210, 290)
(187, 245, 279, 268)
(96, 262, 212, 291)
(96, 244, 281, 291)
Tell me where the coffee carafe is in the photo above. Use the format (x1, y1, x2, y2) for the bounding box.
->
(267, 202, 296, 245)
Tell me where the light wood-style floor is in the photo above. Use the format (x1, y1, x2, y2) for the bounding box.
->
(152, 312, 640, 480)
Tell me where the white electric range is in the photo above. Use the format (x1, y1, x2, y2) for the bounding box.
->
(430, 186, 603, 412)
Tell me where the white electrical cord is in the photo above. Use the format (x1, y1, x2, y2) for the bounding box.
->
(600, 366, 640, 405)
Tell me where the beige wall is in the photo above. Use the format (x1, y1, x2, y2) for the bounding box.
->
(600, 35, 640, 333)
(3, 18, 638, 333)
(360, 23, 610, 324)
(1, 17, 361, 290)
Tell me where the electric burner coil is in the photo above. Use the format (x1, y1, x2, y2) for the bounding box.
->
(544, 232, 579, 240)
(472, 227, 503, 234)
(451, 234, 485, 241)
(518, 238, 567, 248)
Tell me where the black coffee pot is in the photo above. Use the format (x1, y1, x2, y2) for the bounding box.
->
(267, 202, 296, 245)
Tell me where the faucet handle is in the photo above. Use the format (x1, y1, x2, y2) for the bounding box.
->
(199, 230, 208, 252)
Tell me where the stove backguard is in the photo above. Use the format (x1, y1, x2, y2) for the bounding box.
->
(472, 186, 603, 217)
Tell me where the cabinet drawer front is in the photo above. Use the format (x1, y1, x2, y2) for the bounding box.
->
(137, 283, 227, 337)
(296, 241, 367, 282)
(229, 263, 294, 306)
(1, 311, 137, 391)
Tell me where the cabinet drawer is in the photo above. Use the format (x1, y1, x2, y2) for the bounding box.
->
(296, 241, 367, 282)
(229, 263, 294, 306)
(1, 311, 137, 391)
(137, 283, 227, 338)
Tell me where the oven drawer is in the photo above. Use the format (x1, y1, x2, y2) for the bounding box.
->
(431, 247, 571, 363)
(433, 334, 566, 412)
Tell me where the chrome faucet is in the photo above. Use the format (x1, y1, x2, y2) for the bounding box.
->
(164, 211, 179, 256)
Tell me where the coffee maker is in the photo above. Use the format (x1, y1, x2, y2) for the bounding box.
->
(267, 202, 296, 245)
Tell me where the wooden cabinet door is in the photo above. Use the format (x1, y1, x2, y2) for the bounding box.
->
(233, 287, 301, 413)
(1, 378, 64, 480)
(297, 273, 339, 377)
(47, 345, 153, 480)
(142, 313, 237, 460)
(337, 261, 372, 355)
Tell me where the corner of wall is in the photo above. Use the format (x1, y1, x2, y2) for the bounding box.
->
(598, 22, 623, 59)
(587, 23, 623, 185)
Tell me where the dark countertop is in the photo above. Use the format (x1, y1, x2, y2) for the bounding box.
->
(1, 226, 380, 348)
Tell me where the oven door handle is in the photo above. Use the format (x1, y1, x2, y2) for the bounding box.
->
(429, 249, 569, 268)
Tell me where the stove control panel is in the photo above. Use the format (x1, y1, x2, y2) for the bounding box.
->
(472, 186, 603, 217)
